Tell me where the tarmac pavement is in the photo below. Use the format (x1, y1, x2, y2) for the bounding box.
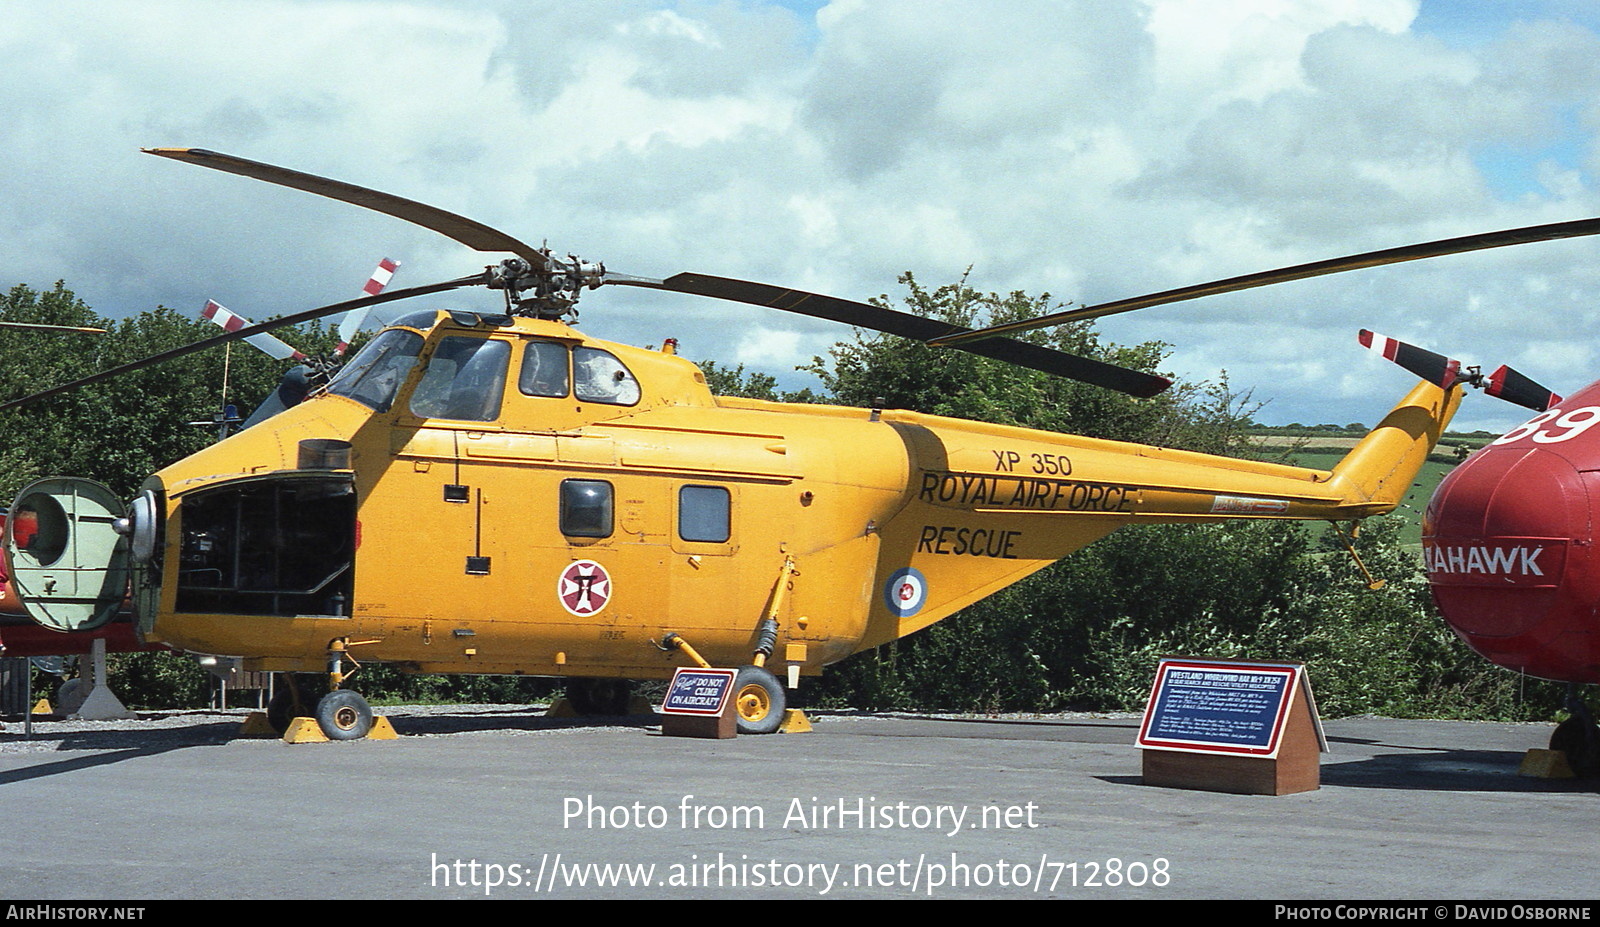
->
(0, 707, 1594, 901)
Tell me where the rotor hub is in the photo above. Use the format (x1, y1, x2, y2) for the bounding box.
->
(488, 253, 606, 320)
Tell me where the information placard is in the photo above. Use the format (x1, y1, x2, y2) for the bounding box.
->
(662, 668, 737, 717)
(1137, 659, 1310, 758)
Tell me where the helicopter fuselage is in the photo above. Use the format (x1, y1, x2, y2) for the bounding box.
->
(8, 309, 1460, 685)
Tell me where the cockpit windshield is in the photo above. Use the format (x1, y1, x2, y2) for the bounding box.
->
(326, 329, 424, 412)
(386, 308, 442, 331)
(408, 337, 511, 421)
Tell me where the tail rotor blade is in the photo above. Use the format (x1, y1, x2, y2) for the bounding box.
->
(1358, 330, 1564, 412)
(1485, 365, 1563, 412)
(1358, 329, 1461, 389)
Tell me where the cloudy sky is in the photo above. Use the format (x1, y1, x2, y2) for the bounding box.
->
(4, 0, 1600, 431)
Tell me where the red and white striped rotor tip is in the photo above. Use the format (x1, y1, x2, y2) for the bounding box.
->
(200, 299, 307, 362)
(362, 257, 399, 297)
(1357, 329, 1460, 391)
(338, 258, 401, 355)
(1485, 364, 1563, 412)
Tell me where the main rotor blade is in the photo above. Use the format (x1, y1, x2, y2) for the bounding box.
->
(628, 273, 1171, 397)
(0, 321, 106, 333)
(0, 275, 484, 414)
(931, 216, 1600, 347)
(143, 148, 549, 270)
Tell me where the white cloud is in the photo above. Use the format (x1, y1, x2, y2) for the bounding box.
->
(1, 0, 1598, 434)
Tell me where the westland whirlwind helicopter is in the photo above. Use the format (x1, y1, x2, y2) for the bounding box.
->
(5, 147, 1599, 741)
(1359, 329, 1600, 773)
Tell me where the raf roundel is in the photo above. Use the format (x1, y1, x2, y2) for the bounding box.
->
(883, 567, 928, 618)
(558, 560, 613, 617)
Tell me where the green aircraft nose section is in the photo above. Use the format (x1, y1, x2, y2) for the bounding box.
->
(5, 478, 129, 631)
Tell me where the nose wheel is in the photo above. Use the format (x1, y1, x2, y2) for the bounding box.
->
(315, 689, 375, 741)
(264, 671, 375, 740)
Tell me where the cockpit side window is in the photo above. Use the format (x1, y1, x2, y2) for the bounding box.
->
(326, 329, 424, 413)
(573, 347, 641, 406)
(519, 341, 571, 398)
(408, 337, 512, 422)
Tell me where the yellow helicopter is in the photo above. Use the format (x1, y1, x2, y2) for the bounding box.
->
(4, 148, 1597, 739)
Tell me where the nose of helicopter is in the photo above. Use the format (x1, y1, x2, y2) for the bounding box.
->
(1425, 444, 1600, 680)
(3, 477, 131, 632)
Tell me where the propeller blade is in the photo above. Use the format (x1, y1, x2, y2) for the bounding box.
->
(0, 275, 484, 414)
(1357, 330, 1564, 412)
(1358, 329, 1461, 390)
(201, 300, 306, 362)
(931, 216, 1600, 347)
(337, 258, 401, 356)
(143, 148, 549, 269)
(1485, 365, 1563, 412)
(633, 273, 1172, 397)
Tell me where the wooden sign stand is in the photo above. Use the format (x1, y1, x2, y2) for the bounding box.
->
(661, 708, 736, 739)
(1138, 659, 1325, 796)
(1142, 683, 1321, 795)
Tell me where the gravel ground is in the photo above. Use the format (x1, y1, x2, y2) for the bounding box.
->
(0, 704, 1143, 752)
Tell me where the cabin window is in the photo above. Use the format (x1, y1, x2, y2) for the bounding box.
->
(519, 341, 571, 398)
(327, 329, 423, 412)
(409, 337, 511, 421)
(573, 347, 641, 406)
(678, 485, 731, 543)
(561, 479, 614, 538)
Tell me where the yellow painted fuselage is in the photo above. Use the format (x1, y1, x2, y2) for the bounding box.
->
(133, 312, 1459, 681)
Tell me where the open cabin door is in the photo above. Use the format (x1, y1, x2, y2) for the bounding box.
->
(4, 478, 129, 631)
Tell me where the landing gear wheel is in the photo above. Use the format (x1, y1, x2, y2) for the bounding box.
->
(266, 674, 322, 734)
(733, 665, 785, 735)
(55, 678, 86, 715)
(1551, 716, 1600, 777)
(316, 689, 374, 741)
(566, 678, 634, 716)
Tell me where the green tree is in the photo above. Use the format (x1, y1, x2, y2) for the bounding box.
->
(0, 283, 352, 711)
(0, 283, 344, 500)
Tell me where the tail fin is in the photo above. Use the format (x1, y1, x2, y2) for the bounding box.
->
(1329, 380, 1461, 515)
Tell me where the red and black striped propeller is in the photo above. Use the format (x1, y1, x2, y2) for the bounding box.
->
(1358, 329, 1562, 412)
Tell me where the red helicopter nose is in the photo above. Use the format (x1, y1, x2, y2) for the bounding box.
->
(1425, 444, 1600, 682)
